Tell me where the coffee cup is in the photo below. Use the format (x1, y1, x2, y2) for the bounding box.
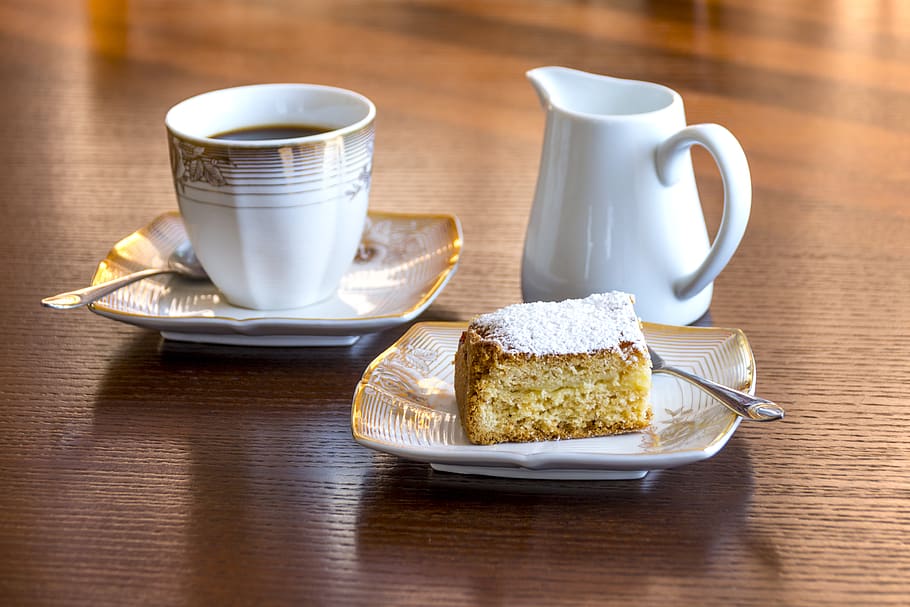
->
(165, 83, 375, 310)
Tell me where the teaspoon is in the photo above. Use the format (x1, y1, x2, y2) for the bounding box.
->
(648, 346, 785, 421)
(41, 243, 208, 310)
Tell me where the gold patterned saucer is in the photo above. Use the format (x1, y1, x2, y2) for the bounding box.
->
(87, 211, 462, 346)
(352, 322, 752, 479)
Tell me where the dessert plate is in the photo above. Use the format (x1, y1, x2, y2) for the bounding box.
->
(87, 211, 462, 346)
(352, 322, 753, 480)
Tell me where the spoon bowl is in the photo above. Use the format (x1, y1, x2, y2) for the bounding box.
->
(41, 243, 208, 310)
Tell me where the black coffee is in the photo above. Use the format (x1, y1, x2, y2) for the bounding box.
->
(211, 124, 334, 140)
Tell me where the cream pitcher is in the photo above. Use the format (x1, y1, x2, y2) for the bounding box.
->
(521, 66, 751, 325)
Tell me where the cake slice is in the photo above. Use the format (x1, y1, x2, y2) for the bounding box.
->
(453, 292, 652, 445)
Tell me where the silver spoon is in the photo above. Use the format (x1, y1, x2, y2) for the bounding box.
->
(648, 346, 785, 421)
(41, 243, 208, 310)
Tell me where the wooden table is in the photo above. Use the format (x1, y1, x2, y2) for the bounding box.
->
(2, 1, 908, 604)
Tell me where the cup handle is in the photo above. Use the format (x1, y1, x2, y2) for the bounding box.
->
(655, 123, 751, 300)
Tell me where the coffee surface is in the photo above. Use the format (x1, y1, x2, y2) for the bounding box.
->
(211, 124, 333, 140)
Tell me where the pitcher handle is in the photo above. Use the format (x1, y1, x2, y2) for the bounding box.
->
(655, 123, 751, 300)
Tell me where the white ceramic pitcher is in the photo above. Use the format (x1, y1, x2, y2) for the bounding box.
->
(521, 66, 751, 325)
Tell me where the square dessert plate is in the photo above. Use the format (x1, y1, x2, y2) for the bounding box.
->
(352, 322, 753, 480)
(87, 211, 461, 346)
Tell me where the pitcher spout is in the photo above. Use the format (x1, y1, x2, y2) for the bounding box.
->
(526, 66, 584, 110)
(527, 66, 560, 109)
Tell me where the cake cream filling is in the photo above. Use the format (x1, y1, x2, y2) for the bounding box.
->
(472, 366, 652, 433)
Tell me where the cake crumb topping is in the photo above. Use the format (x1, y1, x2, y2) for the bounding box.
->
(470, 292, 646, 356)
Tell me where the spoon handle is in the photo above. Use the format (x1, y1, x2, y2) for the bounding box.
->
(41, 268, 173, 309)
(653, 366, 785, 421)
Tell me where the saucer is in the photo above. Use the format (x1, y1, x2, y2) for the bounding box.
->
(88, 211, 462, 346)
(352, 322, 753, 480)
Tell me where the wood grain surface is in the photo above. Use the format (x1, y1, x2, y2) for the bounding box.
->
(1, 0, 908, 605)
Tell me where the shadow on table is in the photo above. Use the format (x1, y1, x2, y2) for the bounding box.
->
(91, 322, 415, 405)
(353, 439, 780, 603)
(86, 326, 412, 601)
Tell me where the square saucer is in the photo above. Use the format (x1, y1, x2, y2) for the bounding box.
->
(88, 211, 462, 346)
(352, 322, 753, 479)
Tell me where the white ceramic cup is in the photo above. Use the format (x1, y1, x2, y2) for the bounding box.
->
(165, 83, 375, 310)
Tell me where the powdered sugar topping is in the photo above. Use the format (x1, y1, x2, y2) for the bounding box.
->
(470, 292, 646, 356)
